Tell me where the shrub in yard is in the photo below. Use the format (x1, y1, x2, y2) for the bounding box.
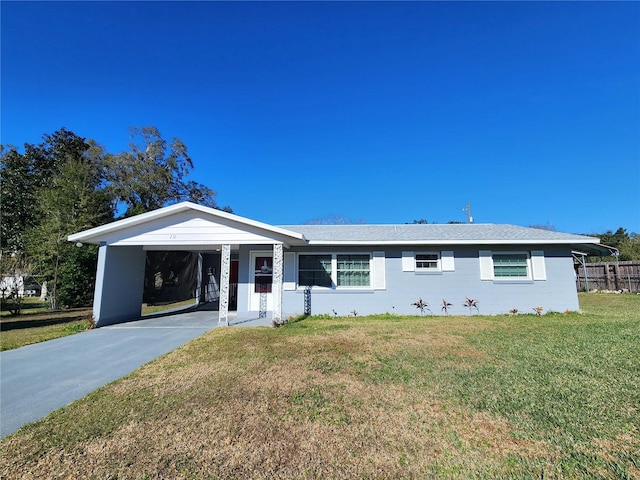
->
(463, 297, 479, 315)
(0, 286, 23, 315)
(411, 298, 431, 315)
(441, 299, 453, 315)
(57, 244, 99, 308)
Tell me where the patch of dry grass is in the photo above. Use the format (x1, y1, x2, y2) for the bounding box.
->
(0, 320, 548, 479)
(1, 294, 638, 479)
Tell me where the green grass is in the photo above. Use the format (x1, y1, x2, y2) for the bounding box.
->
(1, 293, 638, 479)
(140, 298, 197, 315)
(0, 298, 94, 351)
(0, 316, 93, 351)
(0, 298, 198, 351)
(428, 297, 639, 477)
(0, 297, 50, 317)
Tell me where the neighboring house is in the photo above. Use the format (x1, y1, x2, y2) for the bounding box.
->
(0, 276, 24, 298)
(68, 202, 613, 327)
(0, 276, 41, 298)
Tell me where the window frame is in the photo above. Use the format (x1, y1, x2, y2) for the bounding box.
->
(491, 251, 532, 281)
(297, 254, 334, 288)
(296, 252, 373, 290)
(402, 250, 454, 273)
(336, 253, 372, 288)
(414, 252, 441, 272)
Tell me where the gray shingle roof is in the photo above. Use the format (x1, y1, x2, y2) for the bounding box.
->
(278, 223, 601, 245)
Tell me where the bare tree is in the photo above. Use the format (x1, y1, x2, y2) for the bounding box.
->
(304, 214, 366, 225)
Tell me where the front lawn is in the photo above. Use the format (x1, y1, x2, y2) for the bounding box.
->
(0, 299, 93, 351)
(1, 298, 198, 351)
(1, 293, 638, 479)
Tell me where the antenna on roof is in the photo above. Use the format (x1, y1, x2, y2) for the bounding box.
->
(464, 203, 473, 224)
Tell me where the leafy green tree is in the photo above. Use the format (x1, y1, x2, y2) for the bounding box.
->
(0, 145, 56, 253)
(599, 228, 630, 248)
(3, 126, 228, 310)
(1, 128, 96, 254)
(0, 146, 36, 253)
(586, 227, 640, 262)
(21, 130, 113, 309)
(31, 155, 112, 308)
(618, 233, 640, 261)
(104, 126, 221, 216)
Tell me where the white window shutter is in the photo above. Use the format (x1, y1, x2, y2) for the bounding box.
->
(531, 250, 547, 280)
(372, 251, 386, 290)
(402, 251, 415, 272)
(283, 252, 296, 290)
(479, 250, 493, 280)
(441, 251, 455, 271)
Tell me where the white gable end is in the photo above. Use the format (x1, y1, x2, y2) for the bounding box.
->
(101, 211, 293, 247)
(68, 202, 306, 247)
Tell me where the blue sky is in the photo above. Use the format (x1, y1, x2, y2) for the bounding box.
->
(2, 1, 639, 234)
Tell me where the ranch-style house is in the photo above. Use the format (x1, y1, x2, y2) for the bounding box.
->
(68, 202, 613, 326)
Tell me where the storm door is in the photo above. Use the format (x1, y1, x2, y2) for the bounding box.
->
(249, 252, 273, 312)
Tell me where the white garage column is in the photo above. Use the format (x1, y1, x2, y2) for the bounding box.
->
(93, 243, 146, 327)
(272, 243, 283, 326)
(218, 244, 231, 326)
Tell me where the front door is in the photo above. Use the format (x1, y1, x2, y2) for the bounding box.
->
(249, 252, 273, 312)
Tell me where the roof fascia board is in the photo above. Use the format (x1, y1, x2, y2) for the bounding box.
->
(571, 243, 618, 256)
(304, 239, 602, 246)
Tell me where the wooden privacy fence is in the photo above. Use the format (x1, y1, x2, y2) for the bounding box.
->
(575, 260, 640, 293)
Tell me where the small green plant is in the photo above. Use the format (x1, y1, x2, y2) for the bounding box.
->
(62, 321, 93, 333)
(283, 314, 309, 325)
(411, 298, 431, 315)
(463, 297, 479, 315)
(1, 284, 24, 316)
(441, 299, 453, 315)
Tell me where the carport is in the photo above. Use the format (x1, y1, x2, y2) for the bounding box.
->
(68, 202, 306, 327)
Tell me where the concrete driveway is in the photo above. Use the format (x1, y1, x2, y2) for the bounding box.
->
(0, 309, 271, 438)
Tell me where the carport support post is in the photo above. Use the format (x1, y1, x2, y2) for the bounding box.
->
(218, 244, 231, 326)
(272, 243, 283, 326)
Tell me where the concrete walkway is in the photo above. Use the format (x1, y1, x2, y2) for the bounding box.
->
(0, 309, 271, 438)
